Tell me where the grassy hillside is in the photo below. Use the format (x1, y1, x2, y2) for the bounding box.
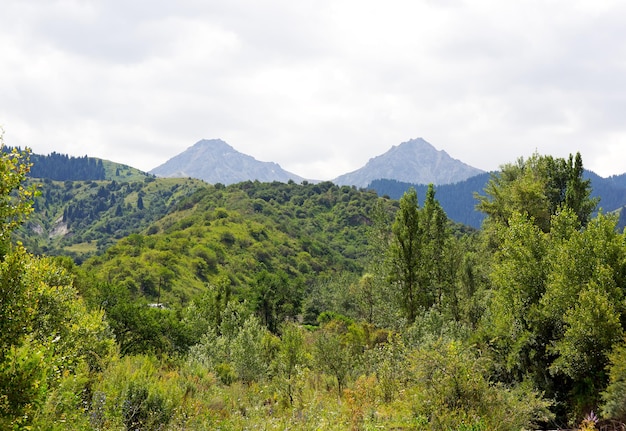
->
(101, 158, 149, 181)
(80, 180, 394, 306)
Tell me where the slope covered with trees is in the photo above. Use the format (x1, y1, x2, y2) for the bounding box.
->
(14, 176, 206, 260)
(2, 145, 150, 182)
(80, 180, 390, 308)
(4, 139, 626, 430)
(371, 164, 626, 231)
(369, 173, 490, 228)
(1, 146, 107, 180)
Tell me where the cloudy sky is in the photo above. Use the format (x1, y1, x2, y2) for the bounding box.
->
(1, 0, 625, 180)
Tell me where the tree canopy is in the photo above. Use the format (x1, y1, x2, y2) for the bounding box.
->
(476, 152, 598, 233)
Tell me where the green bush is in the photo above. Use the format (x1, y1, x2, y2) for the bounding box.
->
(601, 341, 626, 421)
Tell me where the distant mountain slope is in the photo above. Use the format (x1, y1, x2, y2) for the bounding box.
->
(370, 170, 626, 230)
(584, 171, 626, 232)
(150, 139, 305, 185)
(369, 174, 490, 228)
(333, 138, 484, 188)
(605, 173, 626, 189)
(2, 146, 148, 182)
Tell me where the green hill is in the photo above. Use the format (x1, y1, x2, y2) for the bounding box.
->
(101, 158, 149, 181)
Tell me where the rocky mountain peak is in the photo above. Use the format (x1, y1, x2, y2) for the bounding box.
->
(191, 139, 235, 154)
(333, 138, 484, 188)
(149, 139, 304, 185)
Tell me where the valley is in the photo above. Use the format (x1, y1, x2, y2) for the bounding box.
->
(1, 142, 626, 430)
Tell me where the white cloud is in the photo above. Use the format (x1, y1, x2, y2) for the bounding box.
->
(0, 0, 625, 178)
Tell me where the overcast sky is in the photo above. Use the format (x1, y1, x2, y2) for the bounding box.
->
(1, 0, 625, 180)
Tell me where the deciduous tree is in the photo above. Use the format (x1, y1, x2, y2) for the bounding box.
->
(389, 187, 423, 322)
(476, 152, 597, 234)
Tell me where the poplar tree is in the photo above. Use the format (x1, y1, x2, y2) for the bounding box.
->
(389, 185, 452, 323)
(389, 187, 422, 322)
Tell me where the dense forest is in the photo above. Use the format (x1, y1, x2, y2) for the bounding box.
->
(3, 142, 626, 430)
(369, 174, 491, 228)
(1, 146, 107, 181)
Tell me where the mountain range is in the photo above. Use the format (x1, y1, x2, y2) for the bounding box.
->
(149, 137, 483, 187)
(15, 137, 626, 233)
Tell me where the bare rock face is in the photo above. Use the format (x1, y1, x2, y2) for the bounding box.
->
(49, 216, 68, 238)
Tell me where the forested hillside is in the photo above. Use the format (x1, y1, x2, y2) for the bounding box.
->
(4, 143, 626, 430)
(14, 176, 206, 260)
(2, 146, 105, 180)
(3, 146, 151, 182)
(369, 173, 490, 228)
(79, 180, 392, 308)
(29, 152, 106, 180)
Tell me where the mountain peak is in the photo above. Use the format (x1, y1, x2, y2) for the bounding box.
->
(389, 137, 443, 155)
(149, 139, 304, 185)
(192, 139, 232, 151)
(397, 137, 432, 148)
(333, 138, 483, 188)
